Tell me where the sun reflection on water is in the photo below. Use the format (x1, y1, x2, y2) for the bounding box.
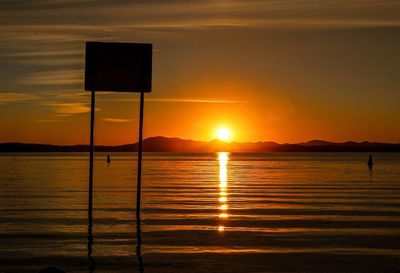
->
(218, 152, 229, 231)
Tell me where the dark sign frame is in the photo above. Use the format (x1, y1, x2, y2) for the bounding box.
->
(85, 41, 152, 92)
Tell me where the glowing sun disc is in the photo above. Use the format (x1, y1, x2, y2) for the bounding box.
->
(217, 128, 230, 141)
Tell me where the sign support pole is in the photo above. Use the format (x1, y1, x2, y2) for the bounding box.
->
(136, 91, 144, 270)
(89, 90, 95, 220)
(136, 91, 144, 222)
(88, 90, 95, 268)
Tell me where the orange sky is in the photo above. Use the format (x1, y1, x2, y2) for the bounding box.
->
(0, 1, 400, 145)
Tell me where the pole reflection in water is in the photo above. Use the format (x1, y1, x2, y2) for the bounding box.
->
(136, 212, 144, 273)
(218, 152, 229, 231)
(88, 206, 96, 272)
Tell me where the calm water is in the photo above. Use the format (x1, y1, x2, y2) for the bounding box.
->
(1, 152, 400, 273)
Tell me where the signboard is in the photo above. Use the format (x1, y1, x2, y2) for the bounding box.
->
(84, 42, 152, 252)
(85, 41, 152, 92)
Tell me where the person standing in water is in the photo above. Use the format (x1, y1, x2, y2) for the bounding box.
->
(107, 154, 111, 164)
(368, 155, 373, 169)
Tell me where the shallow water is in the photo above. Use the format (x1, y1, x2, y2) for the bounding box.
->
(1, 152, 400, 273)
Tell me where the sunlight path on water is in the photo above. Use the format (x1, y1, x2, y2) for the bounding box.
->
(218, 152, 229, 231)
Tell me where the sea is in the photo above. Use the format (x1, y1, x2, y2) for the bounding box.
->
(1, 152, 400, 273)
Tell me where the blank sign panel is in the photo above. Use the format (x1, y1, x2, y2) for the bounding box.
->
(85, 41, 152, 92)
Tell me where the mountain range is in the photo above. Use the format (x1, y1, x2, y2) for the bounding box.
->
(1, 136, 400, 152)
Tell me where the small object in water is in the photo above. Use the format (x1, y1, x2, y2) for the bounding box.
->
(107, 154, 111, 164)
(368, 155, 373, 168)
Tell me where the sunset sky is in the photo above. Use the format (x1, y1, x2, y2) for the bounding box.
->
(0, 0, 399, 145)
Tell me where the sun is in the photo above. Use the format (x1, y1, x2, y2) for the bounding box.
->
(217, 128, 230, 141)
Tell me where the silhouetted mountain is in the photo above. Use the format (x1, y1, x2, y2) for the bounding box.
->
(1, 137, 400, 152)
(299, 140, 337, 146)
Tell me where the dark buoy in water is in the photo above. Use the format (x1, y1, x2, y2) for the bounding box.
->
(107, 154, 111, 164)
(368, 155, 373, 168)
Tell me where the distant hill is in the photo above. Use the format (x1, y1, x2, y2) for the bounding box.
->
(1, 136, 400, 152)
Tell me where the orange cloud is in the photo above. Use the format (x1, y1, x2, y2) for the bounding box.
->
(0, 92, 39, 104)
(44, 102, 92, 114)
(103, 118, 132, 123)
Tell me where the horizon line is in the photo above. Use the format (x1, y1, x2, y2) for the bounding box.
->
(1, 136, 400, 147)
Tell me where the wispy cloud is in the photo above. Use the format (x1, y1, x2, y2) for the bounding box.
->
(110, 18, 400, 30)
(0, 92, 40, 104)
(13, 57, 82, 67)
(21, 69, 83, 85)
(34, 119, 58, 123)
(147, 98, 251, 103)
(103, 118, 133, 123)
(0, 0, 398, 69)
(4, 49, 83, 57)
(107, 97, 251, 104)
(1, 1, 399, 32)
(254, 18, 400, 29)
(55, 114, 74, 117)
(44, 102, 91, 114)
(55, 91, 89, 99)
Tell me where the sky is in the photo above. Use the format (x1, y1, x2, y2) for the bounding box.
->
(0, 0, 399, 145)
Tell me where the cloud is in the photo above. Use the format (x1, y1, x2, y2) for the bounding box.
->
(0, 1, 398, 67)
(103, 118, 133, 123)
(147, 98, 251, 103)
(21, 69, 83, 85)
(44, 102, 91, 114)
(13, 57, 82, 67)
(34, 119, 58, 123)
(254, 18, 400, 29)
(1, 1, 399, 32)
(0, 92, 40, 103)
(5, 49, 82, 57)
(0, 0, 399, 53)
(55, 114, 74, 117)
(55, 91, 89, 99)
(111, 18, 400, 30)
(107, 97, 250, 104)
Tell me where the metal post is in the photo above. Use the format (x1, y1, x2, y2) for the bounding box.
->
(89, 90, 95, 222)
(136, 91, 144, 221)
(136, 91, 144, 271)
(88, 90, 96, 270)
